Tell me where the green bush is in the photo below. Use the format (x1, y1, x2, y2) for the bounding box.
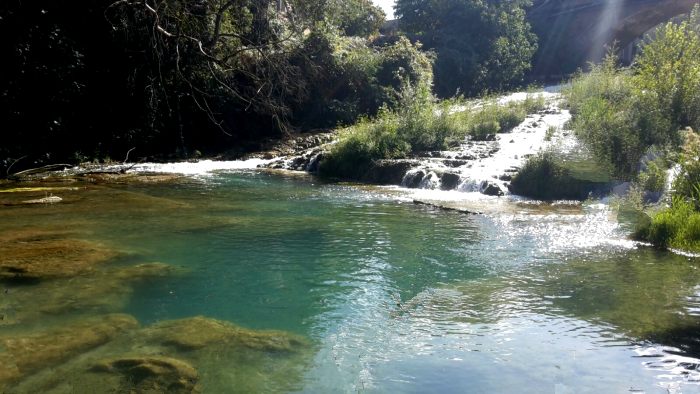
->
(469, 121, 501, 141)
(638, 156, 668, 193)
(644, 197, 700, 251)
(673, 129, 700, 200)
(292, 32, 433, 128)
(509, 152, 602, 200)
(565, 7, 700, 181)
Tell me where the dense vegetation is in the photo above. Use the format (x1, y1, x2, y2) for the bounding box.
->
(0, 0, 549, 177)
(0, 0, 433, 174)
(395, 0, 537, 97)
(564, 6, 700, 251)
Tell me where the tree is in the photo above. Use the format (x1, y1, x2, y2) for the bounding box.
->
(395, 0, 537, 97)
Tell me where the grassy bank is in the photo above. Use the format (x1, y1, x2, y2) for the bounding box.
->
(563, 6, 700, 252)
(319, 84, 545, 180)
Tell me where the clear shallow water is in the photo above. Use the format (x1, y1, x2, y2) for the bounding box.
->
(3, 170, 700, 393)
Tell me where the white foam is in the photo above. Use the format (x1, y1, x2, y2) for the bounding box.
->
(119, 158, 273, 176)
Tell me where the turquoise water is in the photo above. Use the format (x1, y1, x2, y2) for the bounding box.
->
(3, 170, 700, 392)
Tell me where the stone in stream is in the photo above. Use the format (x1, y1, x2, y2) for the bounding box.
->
(141, 316, 308, 353)
(21, 195, 62, 204)
(0, 228, 118, 281)
(2, 314, 312, 393)
(481, 181, 504, 196)
(402, 170, 426, 189)
(361, 160, 418, 185)
(91, 356, 200, 394)
(0, 314, 138, 386)
(440, 173, 461, 190)
(1, 262, 183, 326)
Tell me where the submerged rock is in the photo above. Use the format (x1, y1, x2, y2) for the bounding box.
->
(91, 356, 200, 394)
(0, 314, 138, 386)
(143, 316, 308, 353)
(0, 229, 118, 281)
(1, 262, 182, 326)
(21, 196, 62, 204)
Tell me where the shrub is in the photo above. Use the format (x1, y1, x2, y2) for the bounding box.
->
(509, 152, 600, 200)
(565, 7, 700, 181)
(638, 156, 668, 193)
(673, 129, 700, 199)
(644, 197, 700, 251)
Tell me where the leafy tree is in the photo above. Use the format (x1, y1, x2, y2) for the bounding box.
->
(395, 0, 537, 97)
(0, 0, 428, 174)
(327, 0, 385, 37)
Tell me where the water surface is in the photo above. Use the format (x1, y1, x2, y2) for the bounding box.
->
(2, 170, 700, 393)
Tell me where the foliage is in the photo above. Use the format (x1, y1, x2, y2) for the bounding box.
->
(291, 33, 433, 128)
(565, 6, 700, 182)
(509, 152, 600, 200)
(320, 82, 465, 179)
(638, 155, 668, 193)
(634, 7, 700, 135)
(395, 0, 537, 97)
(321, 89, 547, 180)
(0, 0, 430, 175)
(643, 197, 700, 251)
(326, 0, 386, 37)
(673, 129, 700, 200)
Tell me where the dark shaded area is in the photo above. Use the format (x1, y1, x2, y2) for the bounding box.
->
(0, 0, 433, 176)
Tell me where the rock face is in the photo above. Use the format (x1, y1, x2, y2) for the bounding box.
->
(361, 160, 418, 185)
(0, 229, 118, 281)
(91, 356, 200, 394)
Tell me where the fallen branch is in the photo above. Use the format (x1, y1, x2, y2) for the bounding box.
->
(9, 164, 72, 180)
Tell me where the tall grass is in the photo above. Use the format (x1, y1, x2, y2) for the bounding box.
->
(644, 196, 700, 251)
(320, 83, 547, 179)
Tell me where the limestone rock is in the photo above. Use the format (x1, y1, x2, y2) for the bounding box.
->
(0, 314, 138, 384)
(440, 173, 461, 190)
(143, 316, 308, 353)
(481, 181, 504, 196)
(91, 356, 200, 394)
(0, 229, 118, 281)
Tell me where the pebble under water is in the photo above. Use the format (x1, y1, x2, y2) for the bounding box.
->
(1, 170, 700, 393)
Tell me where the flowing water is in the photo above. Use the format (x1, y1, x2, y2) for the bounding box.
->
(2, 169, 700, 393)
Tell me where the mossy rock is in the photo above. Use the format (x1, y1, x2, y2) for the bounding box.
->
(91, 356, 200, 394)
(1, 262, 182, 326)
(0, 314, 138, 385)
(142, 316, 308, 353)
(0, 229, 118, 281)
(509, 153, 608, 200)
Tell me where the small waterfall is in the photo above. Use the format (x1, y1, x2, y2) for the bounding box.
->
(394, 94, 572, 197)
(419, 172, 441, 189)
